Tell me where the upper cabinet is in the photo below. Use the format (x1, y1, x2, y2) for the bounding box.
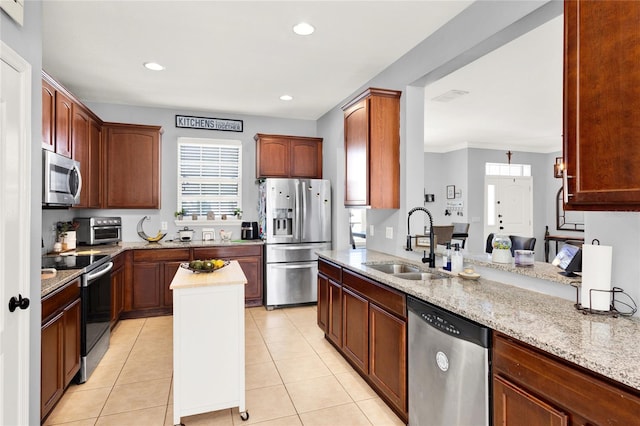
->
(103, 123, 162, 209)
(71, 104, 103, 209)
(342, 88, 401, 209)
(563, 1, 640, 210)
(42, 72, 73, 158)
(255, 133, 323, 179)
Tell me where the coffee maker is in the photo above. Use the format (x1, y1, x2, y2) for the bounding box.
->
(241, 222, 260, 240)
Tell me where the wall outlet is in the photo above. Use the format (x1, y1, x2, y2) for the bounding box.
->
(369, 225, 374, 236)
(386, 227, 393, 239)
(161, 221, 168, 231)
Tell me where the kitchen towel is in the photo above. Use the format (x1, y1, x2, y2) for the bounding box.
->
(581, 243, 613, 311)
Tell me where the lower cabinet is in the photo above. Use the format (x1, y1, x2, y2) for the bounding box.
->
(41, 278, 81, 421)
(110, 251, 126, 327)
(123, 245, 264, 318)
(125, 248, 190, 318)
(317, 258, 408, 422)
(193, 245, 264, 307)
(493, 332, 640, 425)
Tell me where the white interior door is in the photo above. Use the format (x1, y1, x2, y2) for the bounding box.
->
(0, 41, 32, 425)
(484, 176, 533, 241)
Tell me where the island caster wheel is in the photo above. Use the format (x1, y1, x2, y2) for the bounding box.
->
(240, 411, 250, 421)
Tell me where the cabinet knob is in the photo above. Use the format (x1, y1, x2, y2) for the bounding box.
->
(8, 294, 30, 312)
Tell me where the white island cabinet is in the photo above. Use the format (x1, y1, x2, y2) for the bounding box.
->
(170, 261, 249, 425)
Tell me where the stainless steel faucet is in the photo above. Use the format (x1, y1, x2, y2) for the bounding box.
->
(406, 207, 435, 267)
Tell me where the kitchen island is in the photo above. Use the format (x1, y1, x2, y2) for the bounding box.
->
(317, 249, 640, 391)
(317, 249, 640, 424)
(170, 261, 248, 425)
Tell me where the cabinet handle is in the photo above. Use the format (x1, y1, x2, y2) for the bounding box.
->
(8, 294, 30, 312)
(562, 171, 574, 203)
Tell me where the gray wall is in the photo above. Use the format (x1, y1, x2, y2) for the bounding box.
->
(41, 102, 317, 244)
(425, 148, 574, 262)
(1, 1, 43, 422)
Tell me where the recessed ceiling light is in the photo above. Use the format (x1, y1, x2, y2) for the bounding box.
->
(280, 95, 293, 101)
(293, 22, 315, 36)
(143, 62, 165, 71)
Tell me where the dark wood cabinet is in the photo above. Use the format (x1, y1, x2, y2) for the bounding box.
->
(124, 245, 263, 318)
(193, 245, 264, 307)
(493, 332, 640, 425)
(110, 252, 126, 327)
(72, 106, 102, 209)
(54, 89, 73, 158)
(41, 278, 81, 421)
(317, 260, 408, 422)
(317, 273, 329, 332)
(342, 287, 369, 374)
(103, 123, 162, 209)
(563, 1, 640, 210)
(255, 133, 323, 179)
(42, 78, 56, 152)
(369, 303, 406, 414)
(327, 279, 343, 347)
(41, 312, 63, 419)
(342, 88, 400, 209)
(127, 248, 189, 317)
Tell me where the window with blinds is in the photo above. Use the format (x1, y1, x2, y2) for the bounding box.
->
(177, 138, 242, 216)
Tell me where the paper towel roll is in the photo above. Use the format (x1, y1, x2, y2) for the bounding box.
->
(581, 244, 613, 311)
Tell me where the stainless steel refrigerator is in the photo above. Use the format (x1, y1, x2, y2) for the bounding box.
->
(259, 178, 331, 308)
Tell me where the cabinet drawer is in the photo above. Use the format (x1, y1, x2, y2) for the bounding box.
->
(193, 245, 262, 259)
(493, 333, 640, 424)
(42, 278, 81, 322)
(133, 248, 190, 262)
(342, 269, 405, 319)
(318, 258, 341, 282)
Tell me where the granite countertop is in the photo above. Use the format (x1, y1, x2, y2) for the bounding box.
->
(41, 239, 264, 297)
(317, 248, 640, 392)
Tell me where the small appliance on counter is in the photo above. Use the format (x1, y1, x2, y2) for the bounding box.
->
(178, 226, 194, 242)
(75, 217, 122, 245)
(241, 222, 260, 240)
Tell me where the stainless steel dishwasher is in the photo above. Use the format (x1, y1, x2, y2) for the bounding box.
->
(408, 296, 490, 426)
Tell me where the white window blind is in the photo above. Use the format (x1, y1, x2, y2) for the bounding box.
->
(177, 138, 242, 216)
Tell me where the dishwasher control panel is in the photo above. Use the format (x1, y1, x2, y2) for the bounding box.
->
(421, 313, 460, 335)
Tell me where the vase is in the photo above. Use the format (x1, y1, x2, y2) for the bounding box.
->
(491, 235, 512, 263)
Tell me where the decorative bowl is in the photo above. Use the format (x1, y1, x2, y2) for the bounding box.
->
(180, 260, 230, 273)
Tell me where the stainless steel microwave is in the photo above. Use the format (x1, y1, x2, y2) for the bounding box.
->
(42, 150, 82, 206)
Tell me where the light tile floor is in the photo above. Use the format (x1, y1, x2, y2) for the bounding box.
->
(45, 306, 405, 426)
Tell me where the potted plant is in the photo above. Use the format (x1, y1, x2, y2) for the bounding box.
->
(174, 208, 186, 220)
(233, 208, 243, 220)
(56, 221, 79, 250)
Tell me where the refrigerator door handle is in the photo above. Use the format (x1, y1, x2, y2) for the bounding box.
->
(301, 180, 307, 240)
(294, 180, 300, 240)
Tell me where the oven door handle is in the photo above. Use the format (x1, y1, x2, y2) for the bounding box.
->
(85, 262, 114, 282)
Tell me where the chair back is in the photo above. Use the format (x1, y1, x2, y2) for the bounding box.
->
(452, 222, 470, 234)
(432, 225, 454, 247)
(509, 235, 536, 256)
(486, 233, 494, 253)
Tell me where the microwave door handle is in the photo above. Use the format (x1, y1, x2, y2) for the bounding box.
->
(68, 163, 82, 199)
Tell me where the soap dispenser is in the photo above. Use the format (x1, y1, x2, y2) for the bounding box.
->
(451, 243, 463, 273)
(443, 243, 452, 271)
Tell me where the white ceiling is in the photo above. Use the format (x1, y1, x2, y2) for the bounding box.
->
(42, 1, 561, 154)
(423, 15, 563, 153)
(42, 1, 471, 121)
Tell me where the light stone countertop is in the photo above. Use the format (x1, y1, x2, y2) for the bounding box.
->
(317, 248, 640, 392)
(41, 240, 264, 297)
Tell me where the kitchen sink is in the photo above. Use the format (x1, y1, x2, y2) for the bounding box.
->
(393, 272, 447, 281)
(365, 263, 422, 274)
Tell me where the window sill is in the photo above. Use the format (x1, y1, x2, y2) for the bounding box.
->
(174, 218, 244, 227)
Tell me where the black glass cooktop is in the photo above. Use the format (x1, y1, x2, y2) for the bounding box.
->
(42, 254, 109, 271)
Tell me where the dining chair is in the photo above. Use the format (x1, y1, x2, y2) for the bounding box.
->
(509, 235, 536, 256)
